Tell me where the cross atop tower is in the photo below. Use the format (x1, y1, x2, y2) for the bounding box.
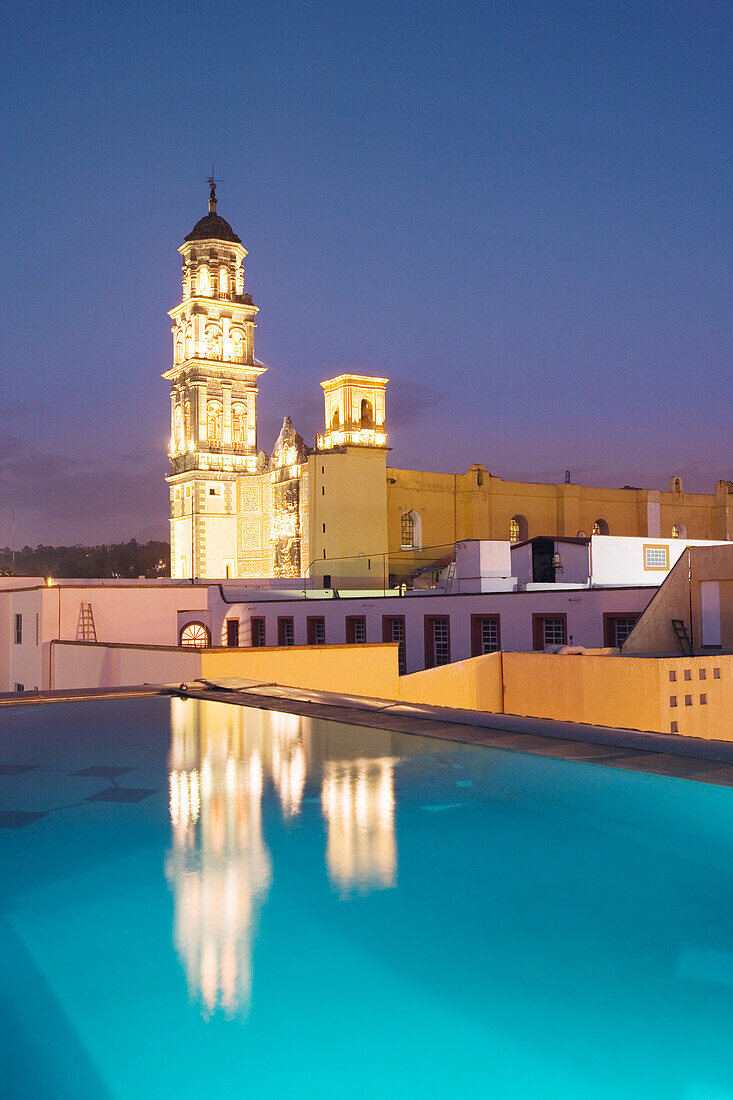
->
(206, 169, 222, 213)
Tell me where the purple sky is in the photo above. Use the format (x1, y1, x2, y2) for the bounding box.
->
(1, 0, 730, 546)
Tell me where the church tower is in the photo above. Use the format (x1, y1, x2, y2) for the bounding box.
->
(164, 181, 265, 579)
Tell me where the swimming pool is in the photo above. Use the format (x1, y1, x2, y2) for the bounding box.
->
(2, 694, 733, 1098)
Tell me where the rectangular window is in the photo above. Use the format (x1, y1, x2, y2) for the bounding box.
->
(603, 614, 640, 648)
(346, 616, 367, 643)
(699, 668, 706, 680)
(670, 696, 677, 707)
(383, 616, 406, 675)
(684, 669, 692, 681)
(700, 694, 708, 705)
(14, 614, 22, 645)
(278, 617, 294, 646)
(685, 695, 693, 706)
(643, 544, 670, 570)
(307, 617, 325, 645)
(425, 616, 450, 668)
(471, 615, 501, 656)
(226, 618, 239, 647)
(533, 614, 567, 650)
(670, 721, 678, 733)
(14, 683, 24, 693)
(251, 617, 266, 647)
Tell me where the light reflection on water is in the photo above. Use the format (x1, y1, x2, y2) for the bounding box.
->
(165, 697, 400, 1017)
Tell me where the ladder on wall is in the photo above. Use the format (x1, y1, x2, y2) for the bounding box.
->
(671, 618, 692, 655)
(76, 602, 97, 642)
(444, 558, 457, 593)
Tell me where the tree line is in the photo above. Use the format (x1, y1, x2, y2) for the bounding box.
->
(0, 540, 171, 579)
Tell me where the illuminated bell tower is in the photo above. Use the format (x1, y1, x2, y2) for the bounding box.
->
(164, 181, 266, 579)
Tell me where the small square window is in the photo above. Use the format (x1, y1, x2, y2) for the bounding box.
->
(699, 668, 706, 680)
(209, 488, 216, 495)
(684, 669, 692, 681)
(669, 670, 677, 682)
(685, 695, 693, 706)
(669, 696, 677, 707)
(670, 721, 678, 733)
(700, 694, 708, 705)
(714, 668, 721, 679)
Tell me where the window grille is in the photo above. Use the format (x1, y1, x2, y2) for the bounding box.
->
(432, 618, 450, 666)
(479, 618, 500, 653)
(401, 512, 415, 550)
(509, 518, 520, 543)
(644, 546, 668, 569)
(251, 618, 266, 647)
(278, 618, 294, 646)
(14, 614, 22, 645)
(613, 616, 638, 646)
(308, 618, 325, 645)
(180, 622, 208, 647)
(386, 618, 406, 674)
(543, 618, 566, 647)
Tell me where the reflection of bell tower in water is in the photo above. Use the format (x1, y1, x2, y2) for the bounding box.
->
(165, 697, 400, 1017)
(164, 180, 265, 579)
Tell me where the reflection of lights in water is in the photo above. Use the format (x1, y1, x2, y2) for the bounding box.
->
(167, 697, 401, 1017)
(321, 759, 397, 894)
(270, 712, 306, 819)
(166, 700, 272, 1019)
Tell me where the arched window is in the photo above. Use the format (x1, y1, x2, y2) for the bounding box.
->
(671, 523, 687, 539)
(592, 519, 609, 536)
(232, 403, 246, 449)
(230, 328, 245, 362)
(577, 530, 587, 538)
(175, 329, 184, 363)
(360, 398, 374, 428)
(509, 515, 528, 543)
(184, 401, 191, 444)
(331, 407, 340, 430)
(207, 400, 223, 447)
(218, 266, 228, 295)
(400, 510, 422, 550)
(174, 406, 183, 451)
(179, 621, 210, 647)
(185, 323, 193, 360)
(197, 265, 210, 296)
(205, 324, 222, 360)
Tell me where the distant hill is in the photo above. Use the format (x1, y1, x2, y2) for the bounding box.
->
(0, 540, 171, 579)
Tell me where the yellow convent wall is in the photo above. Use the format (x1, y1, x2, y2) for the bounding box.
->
(201, 643, 398, 699)
(398, 651, 504, 713)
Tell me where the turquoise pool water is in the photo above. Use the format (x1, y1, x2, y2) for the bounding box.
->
(2, 695, 733, 1098)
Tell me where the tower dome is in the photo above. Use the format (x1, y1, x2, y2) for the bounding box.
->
(184, 178, 241, 243)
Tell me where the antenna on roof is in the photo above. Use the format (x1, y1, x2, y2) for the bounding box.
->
(206, 167, 222, 213)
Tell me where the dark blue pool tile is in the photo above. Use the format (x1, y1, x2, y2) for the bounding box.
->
(0, 810, 50, 829)
(72, 766, 136, 778)
(84, 787, 158, 803)
(0, 765, 39, 776)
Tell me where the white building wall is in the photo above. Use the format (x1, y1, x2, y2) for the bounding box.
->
(590, 536, 725, 587)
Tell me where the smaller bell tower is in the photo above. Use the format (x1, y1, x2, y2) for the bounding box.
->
(317, 374, 388, 450)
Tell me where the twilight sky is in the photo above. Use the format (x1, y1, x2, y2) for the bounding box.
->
(1, 0, 730, 546)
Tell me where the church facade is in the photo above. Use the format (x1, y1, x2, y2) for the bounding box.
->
(166, 190, 732, 582)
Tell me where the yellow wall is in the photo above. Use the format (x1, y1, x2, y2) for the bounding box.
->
(398, 651, 504, 712)
(308, 447, 389, 585)
(202, 642, 398, 699)
(397, 649, 733, 740)
(386, 466, 729, 550)
(501, 651, 662, 731)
